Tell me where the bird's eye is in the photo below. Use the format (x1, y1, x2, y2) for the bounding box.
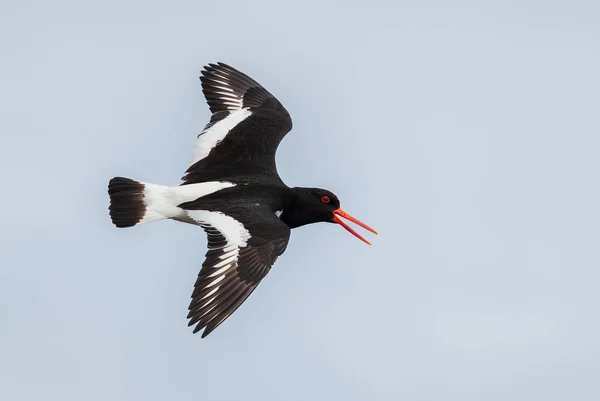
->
(321, 195, 330, 203)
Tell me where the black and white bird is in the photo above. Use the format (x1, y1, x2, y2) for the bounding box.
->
(108, 62, 377, 338)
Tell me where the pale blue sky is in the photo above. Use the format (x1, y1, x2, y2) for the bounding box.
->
(1, 1, 599, 400)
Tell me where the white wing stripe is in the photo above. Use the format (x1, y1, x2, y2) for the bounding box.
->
(210, 89, 237, 95)
(218, 250, 237, 260)
(222, 244, 238, 252)
(211, 86, 236, 93)
(210, 93, 238, 99)
(200, 286, 219, 301)
(190, 108, 252, 166)
(204, 275, 226, 289)
(214, 255, 236, 268)
(187, 210, 251, 248)
(212, 97, 238, 103)
(209, 79, 234, 87)
(208, 264, 232, 278)
(211, 92, 237, 99)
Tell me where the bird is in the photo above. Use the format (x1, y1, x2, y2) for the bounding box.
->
(108, 62, 377, 338)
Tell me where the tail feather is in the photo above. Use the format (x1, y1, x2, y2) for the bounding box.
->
(108, 177, 231, 228)
(108, 177, 147, 228)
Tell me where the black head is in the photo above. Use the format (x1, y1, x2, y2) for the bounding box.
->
(281, 187, 377, 244)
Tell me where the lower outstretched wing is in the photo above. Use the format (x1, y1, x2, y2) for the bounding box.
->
(184, 206, 290, 337)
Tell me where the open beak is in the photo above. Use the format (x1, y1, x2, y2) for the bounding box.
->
(332, 209, 378, 245)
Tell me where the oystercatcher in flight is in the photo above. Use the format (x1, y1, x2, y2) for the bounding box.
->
(108, 62, 377, 337)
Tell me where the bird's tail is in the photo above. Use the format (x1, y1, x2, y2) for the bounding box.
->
(108, 177, 171, 228)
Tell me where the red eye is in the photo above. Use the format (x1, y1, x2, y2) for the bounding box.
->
(321, 195, 330, 203)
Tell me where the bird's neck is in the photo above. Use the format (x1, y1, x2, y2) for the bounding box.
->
(279, 188, 316, 229)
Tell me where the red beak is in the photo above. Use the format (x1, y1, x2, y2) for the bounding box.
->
(332, 208, 378, 245)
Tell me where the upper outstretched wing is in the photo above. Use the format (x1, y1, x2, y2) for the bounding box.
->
(184, 206, 290, 337)
(182, 62, 293, 185)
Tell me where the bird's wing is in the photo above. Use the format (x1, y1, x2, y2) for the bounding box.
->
(184, 206, 290, 337)
(182, 62, 293, 185)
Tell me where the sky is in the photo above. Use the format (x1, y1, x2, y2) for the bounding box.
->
(1, 1, 599, 400)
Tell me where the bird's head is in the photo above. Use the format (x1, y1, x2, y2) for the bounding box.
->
(282, 187, 378, 245)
